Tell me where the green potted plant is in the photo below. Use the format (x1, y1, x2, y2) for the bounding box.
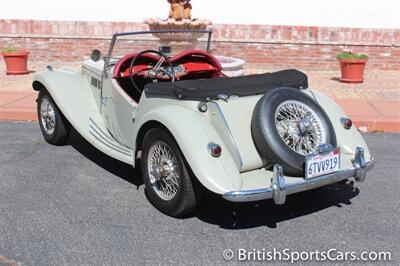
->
(336, 51, 368, 83)
(1, 47, 30, 75)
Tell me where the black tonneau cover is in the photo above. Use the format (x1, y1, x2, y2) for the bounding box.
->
(144, 69, 308, 101)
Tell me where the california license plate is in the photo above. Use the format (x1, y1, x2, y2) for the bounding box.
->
(305, 148, 340, 179)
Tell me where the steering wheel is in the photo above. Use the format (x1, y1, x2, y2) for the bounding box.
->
(129, 50, 175, 95)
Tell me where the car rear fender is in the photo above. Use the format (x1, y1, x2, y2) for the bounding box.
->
(303, 89, 372, 165)
(134, 101, 242, 194)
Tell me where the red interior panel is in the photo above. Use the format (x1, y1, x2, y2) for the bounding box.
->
(113, 53, 161, 78)
(171, 50, 222, 71)
(113, 50, 222, 79)
(113, 50, 224, 102)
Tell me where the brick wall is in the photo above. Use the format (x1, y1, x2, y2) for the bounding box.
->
(1, 19, 399, 70)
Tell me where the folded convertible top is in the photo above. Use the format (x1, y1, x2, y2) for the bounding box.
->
(144, 69, 308, 101)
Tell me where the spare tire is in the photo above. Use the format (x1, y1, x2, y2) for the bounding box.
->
(251, 87, 336, 176)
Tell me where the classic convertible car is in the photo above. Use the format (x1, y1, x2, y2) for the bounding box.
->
(32, 30, 374, 217)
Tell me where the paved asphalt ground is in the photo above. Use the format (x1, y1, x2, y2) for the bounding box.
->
(0, 121, 399, 265)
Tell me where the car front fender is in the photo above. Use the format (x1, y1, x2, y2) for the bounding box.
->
(33, 68, 83, 91)
(134, 102, 243, 194)
(32, 68, 88, 122)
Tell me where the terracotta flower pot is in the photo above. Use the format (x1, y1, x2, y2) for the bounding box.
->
(1, 51, 30, 75)
(338, 58, 368, 83)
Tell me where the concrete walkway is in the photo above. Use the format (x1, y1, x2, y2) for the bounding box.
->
(1, 62, 399, 132)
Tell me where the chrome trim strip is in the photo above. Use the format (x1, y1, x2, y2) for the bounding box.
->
(89, 118, 132, 154)
(223, 148, 374, 203)
(89, 130, 132, 157)
(104, 29, 213, 78)
(213, 102, 244, 168)
(89, 118, 131, 151)
(89, 125, 131, 155)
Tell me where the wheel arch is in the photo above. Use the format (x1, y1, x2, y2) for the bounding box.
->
(135, 120, 171, 154)
(32, 80, 47, 91)
(134, 105, 243, 194)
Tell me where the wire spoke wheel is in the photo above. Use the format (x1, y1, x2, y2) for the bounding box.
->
(275, 100, 326, 155)
(142, 128, 200, 217)
(147, 141, 180, 201)
(252, 87, 336, 176)
(37, 90, 69, 146)
(40, 97, 56, 135)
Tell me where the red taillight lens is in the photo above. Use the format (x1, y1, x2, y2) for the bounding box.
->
(208, 143, 222, 157)
(341, 118, 353, 129)
(345, 119, 353, 129)
(212, 146, 222, 157)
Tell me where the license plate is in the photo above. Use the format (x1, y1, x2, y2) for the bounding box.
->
(305, 148, 340, 179)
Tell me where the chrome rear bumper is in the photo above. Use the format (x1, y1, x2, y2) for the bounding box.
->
(223, 147, 374, 204)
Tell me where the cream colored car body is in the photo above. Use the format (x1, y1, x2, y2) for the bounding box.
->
(33, 58, 372, 196)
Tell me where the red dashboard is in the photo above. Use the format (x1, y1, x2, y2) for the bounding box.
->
(113, 50, 223, 80)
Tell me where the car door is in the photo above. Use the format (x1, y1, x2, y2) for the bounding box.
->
(101, 72, 136, 149)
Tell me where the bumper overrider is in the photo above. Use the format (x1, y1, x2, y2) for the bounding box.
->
(223, 147, 374, 204)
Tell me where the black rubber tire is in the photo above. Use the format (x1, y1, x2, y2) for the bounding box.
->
(141, 127, 201, 217)
(37, 90, 70, 146)
(251, 87, 336, 176)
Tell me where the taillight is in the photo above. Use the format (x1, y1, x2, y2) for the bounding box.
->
(341, 117, 353, 129)
(208, 143, 222, 157)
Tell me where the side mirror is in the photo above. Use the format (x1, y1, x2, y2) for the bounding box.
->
(159, 45, 172, 55)
(91, 49, 102, 62)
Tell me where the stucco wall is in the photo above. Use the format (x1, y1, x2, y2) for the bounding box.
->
(1, 0, 399, 29)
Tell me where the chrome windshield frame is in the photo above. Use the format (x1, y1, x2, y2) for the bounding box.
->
(103, 29, 213, 78)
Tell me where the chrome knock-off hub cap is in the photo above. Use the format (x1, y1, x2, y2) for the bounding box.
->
(40, 97, 56, 135)
(147, 141, 180, 201)
(275, 100, 326, 155)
